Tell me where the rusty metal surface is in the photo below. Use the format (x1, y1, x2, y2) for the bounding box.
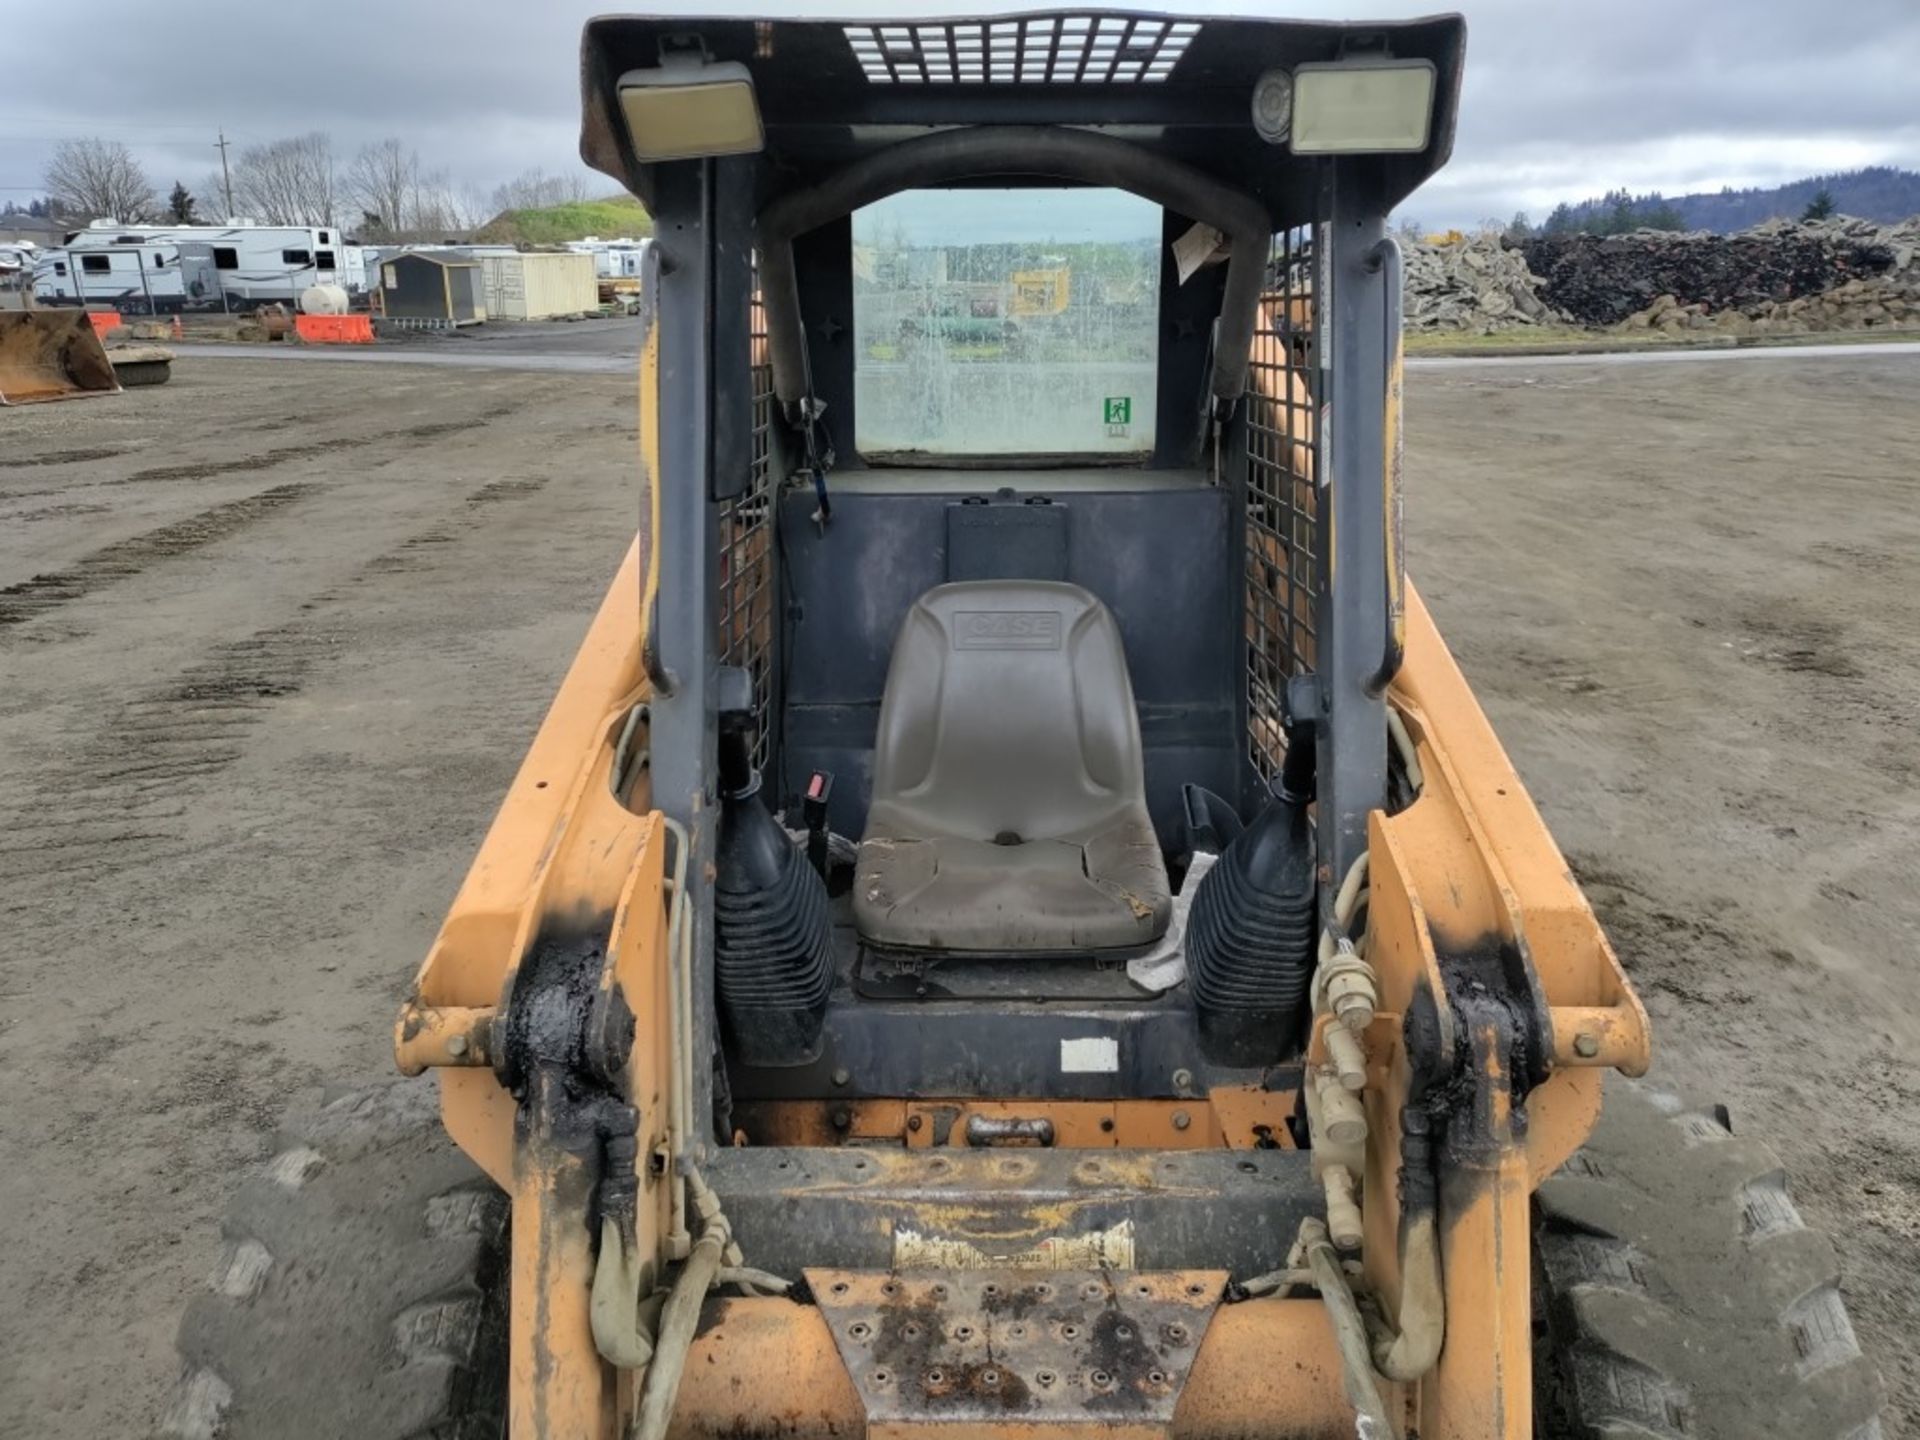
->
(708, 1144, 1319, 1277)
(0, 310, 120, 404)
(809, 1268, 1226, 1435)
(666, 1295, 1357, 1439)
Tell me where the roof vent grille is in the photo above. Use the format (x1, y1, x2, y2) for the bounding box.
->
(843, 16, 1199, 85)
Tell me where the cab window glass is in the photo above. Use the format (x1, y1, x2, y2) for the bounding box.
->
(853, 188, 1160, 460)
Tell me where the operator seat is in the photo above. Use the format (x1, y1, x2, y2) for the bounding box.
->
(854, 581, 1172, 953)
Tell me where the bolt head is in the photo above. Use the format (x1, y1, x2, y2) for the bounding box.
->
(1574, 1031, 1601, 1058)
(445, 1033, 469, 1058)
(832, 1067, 851, 1087)
(1171, 1109, 1192, 1131)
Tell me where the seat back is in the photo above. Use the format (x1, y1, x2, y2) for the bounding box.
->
(867, 581, 1147, 844)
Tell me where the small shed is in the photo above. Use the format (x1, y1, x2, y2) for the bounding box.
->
(479, 251, 599, 320)
(377, 250, 485, 323)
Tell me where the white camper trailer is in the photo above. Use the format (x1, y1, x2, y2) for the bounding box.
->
(564, 236, 650, 279)
(50, 221, 352, 309)
(32, 241, 191, 312)
(0, 243, 37, 309)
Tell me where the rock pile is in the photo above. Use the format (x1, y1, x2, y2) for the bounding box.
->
(1519, 219, 1907, 328)
(1397, 216, 1920, 338)
(1611, 218, 1920, 336)
(1402, 231, 1560, 332)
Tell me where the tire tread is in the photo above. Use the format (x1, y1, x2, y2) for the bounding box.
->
(156, 1082, 507, 1440)
(1535, 1080, 1884, 1440)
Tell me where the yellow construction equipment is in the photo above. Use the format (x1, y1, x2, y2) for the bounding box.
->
(166, 10, 1885, 1440)
(0, 310, 121, 405)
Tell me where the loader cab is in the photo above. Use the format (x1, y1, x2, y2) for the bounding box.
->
(580, 9, 1463, 1140)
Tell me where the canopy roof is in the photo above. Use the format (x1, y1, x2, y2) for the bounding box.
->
(579, 8, 1466, 229)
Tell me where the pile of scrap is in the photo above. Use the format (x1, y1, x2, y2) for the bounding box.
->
(1402, 231, 1562, 332)
(1521, 218, 1918, 334)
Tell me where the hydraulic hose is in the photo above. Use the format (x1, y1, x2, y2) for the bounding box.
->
(1370, 1212, 1444, 1382)
(1296, 1218, 1395, 1433)
(1369, 1109, 1445, 1383)
(628, 1226, 725, 1440)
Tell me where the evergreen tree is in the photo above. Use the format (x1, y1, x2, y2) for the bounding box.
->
(168, 181, 197, 224)
(1603, 189, 1637, 235)
(1801, 187, 1836, 222)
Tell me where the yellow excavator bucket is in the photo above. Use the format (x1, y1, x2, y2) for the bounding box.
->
(0, 310, 122, 405)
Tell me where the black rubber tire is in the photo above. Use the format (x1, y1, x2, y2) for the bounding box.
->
(1534, 1080, 1885, 1440)
(156, 1083, 509, 1440)
(113, 359, 172, 387)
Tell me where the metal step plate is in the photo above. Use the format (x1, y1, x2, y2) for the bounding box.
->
(808, 1267, 1227, 1436)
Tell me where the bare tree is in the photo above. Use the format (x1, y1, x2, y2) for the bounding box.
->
(489, 167, 592, 214)
(44, 138, 157, 223)
(346, 138, 415, 234)
(231, 133, 337, 225)
(409, 165, 481, 237)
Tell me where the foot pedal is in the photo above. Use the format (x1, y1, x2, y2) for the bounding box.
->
(808, 1267, 1226, 1435)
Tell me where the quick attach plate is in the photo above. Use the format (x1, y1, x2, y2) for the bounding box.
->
(808, 1267, 1227, 1437)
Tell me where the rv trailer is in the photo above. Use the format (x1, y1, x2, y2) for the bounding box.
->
(47, 221, 353, 310)
(32, 242, 191, 313)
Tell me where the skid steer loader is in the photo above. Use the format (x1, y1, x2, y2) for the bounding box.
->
(167, 10, 1885, 1440)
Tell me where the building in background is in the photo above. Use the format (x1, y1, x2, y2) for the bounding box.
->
(375, 249, 486, 324)
(478, 251, 598, 320)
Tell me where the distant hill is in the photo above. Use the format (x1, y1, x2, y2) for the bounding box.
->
(474, 196, 651, 245)
(1545, 167, 1920, 235)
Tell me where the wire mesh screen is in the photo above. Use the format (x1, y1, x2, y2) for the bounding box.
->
(1243, 225, 1322, 781)
(842, 16, 1200, 85)
(717, 265, 776, 774)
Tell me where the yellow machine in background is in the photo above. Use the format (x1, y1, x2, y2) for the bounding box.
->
(1010, 266, 1071, 316)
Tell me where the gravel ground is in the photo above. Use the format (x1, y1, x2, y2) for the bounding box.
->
(1412, 355, 1920, 1434)
(0, 348, 1913, 1435)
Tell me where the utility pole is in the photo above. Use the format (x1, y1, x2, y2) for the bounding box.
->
(214, 129, 235, 220)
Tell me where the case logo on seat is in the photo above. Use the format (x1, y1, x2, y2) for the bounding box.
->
(954, 611, 1062, 650)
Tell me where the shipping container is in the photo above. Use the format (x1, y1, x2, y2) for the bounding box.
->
(478, 251, 599, 321)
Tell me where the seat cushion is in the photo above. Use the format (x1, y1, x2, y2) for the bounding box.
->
(854, 580, 1171, 953)
(858, 816, 1169, 952)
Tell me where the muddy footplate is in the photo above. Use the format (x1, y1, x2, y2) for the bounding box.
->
(808, 1267, 1226, 1436)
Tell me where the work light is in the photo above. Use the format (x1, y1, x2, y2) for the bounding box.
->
(618, 57, 764, 162)
(1289, 59, 1435, 154)
(1251, 66, 1294, 145)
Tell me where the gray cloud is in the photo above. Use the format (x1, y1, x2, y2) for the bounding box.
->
(3, 1, 1917, 228)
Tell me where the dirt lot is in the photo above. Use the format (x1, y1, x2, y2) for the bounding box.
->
(1, 348, 1915, 1435)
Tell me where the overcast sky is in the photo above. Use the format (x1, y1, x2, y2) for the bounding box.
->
(2, 0, 1917, 229)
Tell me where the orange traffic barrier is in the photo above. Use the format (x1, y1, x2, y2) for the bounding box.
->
(86, 311, 123, 338)
(294, 314, 375, 345)
(171, 316, 184, 340)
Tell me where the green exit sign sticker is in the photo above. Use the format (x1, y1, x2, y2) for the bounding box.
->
(1103, 396, 1132, 426)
